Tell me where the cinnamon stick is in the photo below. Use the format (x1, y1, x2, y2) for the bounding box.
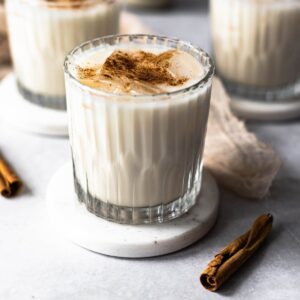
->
(0, 153, 23, 197)
(200, 213, 273, 292)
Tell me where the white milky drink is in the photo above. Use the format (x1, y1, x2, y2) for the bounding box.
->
(64, 35, 214, 224)
(210, 0, 300, 99)
(5, 0, 120, 109)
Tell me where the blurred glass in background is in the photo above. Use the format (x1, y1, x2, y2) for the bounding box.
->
(5, 0, 120, 110)
(210, 0, 300, 102)
(122, 0, 170, 8)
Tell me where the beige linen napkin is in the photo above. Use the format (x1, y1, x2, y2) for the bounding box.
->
(0, 4, 10, 79)
(205, 79, 281, 198)
(0, 8, 281, 198)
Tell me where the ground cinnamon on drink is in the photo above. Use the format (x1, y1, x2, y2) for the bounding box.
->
(46, 0, 91, 9)
(77, 50, 188, 93)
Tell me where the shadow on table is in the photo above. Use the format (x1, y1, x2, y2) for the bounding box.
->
(128, 188, 271, 263)
(172, 0, 209, 10)
(21, 183, 33, 197)
(128, 0, 209, 13)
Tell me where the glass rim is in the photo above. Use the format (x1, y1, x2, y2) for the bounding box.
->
(14, 0, 114, 9)
(64, 34, 215, 100)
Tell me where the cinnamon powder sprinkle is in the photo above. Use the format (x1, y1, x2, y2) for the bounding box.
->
(46, 0, 96, 9)
(76, 50, 189, 93)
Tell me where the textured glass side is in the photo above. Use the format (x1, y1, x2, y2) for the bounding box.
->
(6, 0, 120, 110)
(210, 0, 300, 102)
(65, 35, 213, 224)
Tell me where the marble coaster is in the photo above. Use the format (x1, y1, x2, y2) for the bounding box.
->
(0, 73, 68, 136)
(230, 95, 300, 121)
(46, 163, 219, 258)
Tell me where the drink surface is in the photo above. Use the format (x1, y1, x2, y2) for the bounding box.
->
(74, 44, 205, 95)
(44, 0, 102, 9)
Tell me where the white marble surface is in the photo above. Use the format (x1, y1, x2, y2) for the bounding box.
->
(0, 1, 300, 299)
(230, 95, 300, 121)
(46, 164, 219, 258)
(0, 74, 68, 136)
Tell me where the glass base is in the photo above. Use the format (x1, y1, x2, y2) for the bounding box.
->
(17, 82, 66, 110)
(73, 173, 202, 225)
(222, 77, 300, 103)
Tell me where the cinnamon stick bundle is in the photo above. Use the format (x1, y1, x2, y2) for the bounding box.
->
(0, 153, 23, 197)
(200, 214, 273, 292)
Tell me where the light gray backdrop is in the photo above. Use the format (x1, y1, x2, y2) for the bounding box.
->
(0, 1, 299, 299)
